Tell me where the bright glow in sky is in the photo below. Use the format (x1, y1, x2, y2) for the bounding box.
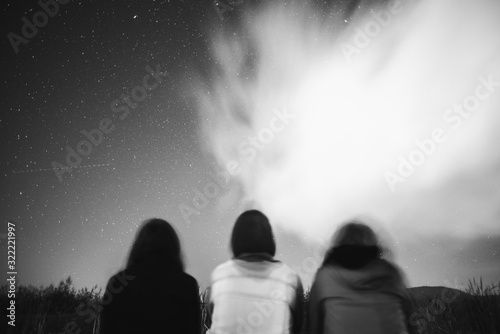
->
(196, 0, 500, 245)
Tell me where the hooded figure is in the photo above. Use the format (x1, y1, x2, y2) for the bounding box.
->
(206, 210, 304, 334)
(309, 221, 411, 334)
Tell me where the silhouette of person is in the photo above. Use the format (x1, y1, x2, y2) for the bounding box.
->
(100, 218, 201, 334)
(206, 210, 304, 334)
(309, 220, 411, 334)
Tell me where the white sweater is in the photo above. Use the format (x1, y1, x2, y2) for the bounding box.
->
(208, 258, 302, 334)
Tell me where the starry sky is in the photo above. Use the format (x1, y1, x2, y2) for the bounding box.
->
(1, 0, 499, 293)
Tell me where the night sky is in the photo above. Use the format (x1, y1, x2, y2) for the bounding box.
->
(1, 0, 499, 293)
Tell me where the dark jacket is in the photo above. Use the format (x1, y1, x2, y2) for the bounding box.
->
(309, 256, 410, 334)
(100, 253, 201, 334)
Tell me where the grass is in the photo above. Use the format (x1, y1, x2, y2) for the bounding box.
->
(407, 279, 500, 334)
(2, 277, 101, 334)
(1, 277, 498, 333)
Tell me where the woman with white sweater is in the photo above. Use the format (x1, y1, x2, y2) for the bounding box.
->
(207, 210, 304, 334)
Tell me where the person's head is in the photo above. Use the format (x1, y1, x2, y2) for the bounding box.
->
(332, 221, 379, 247)
(323, 220, 381, 269)
(126, 218, 183, 270)
(230, 210, 276, 258)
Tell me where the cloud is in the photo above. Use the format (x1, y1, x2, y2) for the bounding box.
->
(193, 0, 500, 241)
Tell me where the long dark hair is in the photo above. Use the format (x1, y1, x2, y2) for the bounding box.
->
(230, 210, 276, 258)
(322, 221, 382, 269)
(126, 218, 184, 271)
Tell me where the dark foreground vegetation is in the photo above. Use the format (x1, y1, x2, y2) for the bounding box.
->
(2, 277, 499, 334)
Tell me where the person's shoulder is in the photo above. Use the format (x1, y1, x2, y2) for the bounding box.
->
(106, 268, 133, 286)
(313, 264, 338, 283)
(316, 262, 340, 274)
(103, 268, 136, 299)
(180, 271, 199, 287)
(370, 258, 408, 286)
(217, 259, 236, 269)
(168, 272, 199, 297)
(212, 259, 236, 273)
(374, 258, 401, 275)
(272, 262, 302, 286)
(275, 261, 295, 274)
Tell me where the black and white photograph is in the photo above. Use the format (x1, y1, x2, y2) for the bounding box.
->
(2, 0, 500, 333)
